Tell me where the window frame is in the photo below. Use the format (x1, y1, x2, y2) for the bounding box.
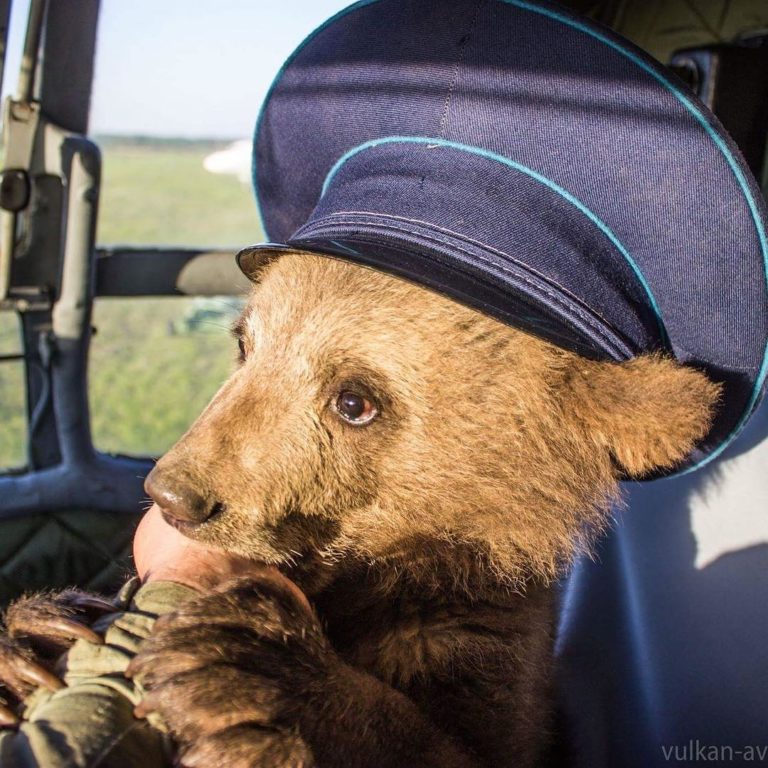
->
(0, 1, 249, 520)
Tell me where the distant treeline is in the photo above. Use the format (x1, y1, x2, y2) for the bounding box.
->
(93, 134, 241, 151)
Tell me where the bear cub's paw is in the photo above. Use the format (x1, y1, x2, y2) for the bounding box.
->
(128, 574, 330, 768)
(0, 590, 115, 725)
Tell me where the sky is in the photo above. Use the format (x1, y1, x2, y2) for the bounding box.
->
(3, 0, 352, 139)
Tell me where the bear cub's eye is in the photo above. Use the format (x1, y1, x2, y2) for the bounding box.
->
(334, 389, 379, 426)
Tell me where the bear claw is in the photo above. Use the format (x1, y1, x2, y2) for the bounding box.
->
(0, 702, 19, 728)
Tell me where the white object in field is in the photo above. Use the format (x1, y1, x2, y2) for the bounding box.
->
(203, 139, 252, 183)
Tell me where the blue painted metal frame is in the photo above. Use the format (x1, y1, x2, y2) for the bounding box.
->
(0, 1, 153, 521)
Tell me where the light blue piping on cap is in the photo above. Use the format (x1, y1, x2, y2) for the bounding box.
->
(496, 0, 768, 473)
(321, 134, 669, 345)
(251, 0, 381, 235)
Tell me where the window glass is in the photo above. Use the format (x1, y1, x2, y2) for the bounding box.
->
(0, 311, 26, 469)
(84, 1, 348, 455)
(2, 1, 351, 463)
(96, 138, 261, 248)
(0, 309, 22, 356)
(89, 297, 243, 457)
(89, 0, 351, 249)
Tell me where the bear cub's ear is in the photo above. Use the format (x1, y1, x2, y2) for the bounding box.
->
(571, 354, 722, 478)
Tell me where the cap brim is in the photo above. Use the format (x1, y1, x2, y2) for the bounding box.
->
(236, 242, 296, 282)
(239, 229, 647, 362)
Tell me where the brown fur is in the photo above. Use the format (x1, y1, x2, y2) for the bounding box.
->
(128, 252, 720, 766)
(157, 252, 718, 590)
(0, 251, 721, 767)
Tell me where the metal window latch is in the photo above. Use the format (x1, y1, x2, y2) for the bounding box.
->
(0, 169, 31, 213)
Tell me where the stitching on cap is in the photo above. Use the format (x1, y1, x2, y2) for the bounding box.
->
(301, 225, 624, 354)
(438, 0, 486, 138)
(296, 211, 625, 343)
(306, 205, 635, 325)
(325, 234, 602, 351)
(296, 213, 631, 354)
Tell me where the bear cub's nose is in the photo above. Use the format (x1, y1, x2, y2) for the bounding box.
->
(144, 467, 219, 525)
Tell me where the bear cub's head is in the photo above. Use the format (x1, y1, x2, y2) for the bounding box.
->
(146, 252, 719, 593)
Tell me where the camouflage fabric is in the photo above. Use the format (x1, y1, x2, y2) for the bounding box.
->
(0, 511, 139, 608)
(0, 579, 194, 768)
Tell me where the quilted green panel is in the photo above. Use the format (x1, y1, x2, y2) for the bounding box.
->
(0, 510, 141, 607)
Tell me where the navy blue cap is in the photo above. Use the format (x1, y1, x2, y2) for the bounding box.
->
(239, 0, 768, 475)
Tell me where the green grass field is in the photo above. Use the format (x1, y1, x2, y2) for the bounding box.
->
(0, 313, 24, 467)
(89, 296, 241, 458)
(96, 139, 262, 248)
(0, 139, 262, 467)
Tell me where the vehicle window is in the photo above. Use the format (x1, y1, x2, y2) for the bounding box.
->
(0, 310, 26, 470)
(90, 0, 353, 248)
(89, 297, 243, 457)
(1, 2, 352, 461)
(84, 1, 348, 455)
(96, 137, 260, 248)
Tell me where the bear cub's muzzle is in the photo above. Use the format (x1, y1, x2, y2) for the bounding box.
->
(145, 466, 225, 529)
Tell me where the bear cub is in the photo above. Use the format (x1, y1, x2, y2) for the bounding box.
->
(1, 251, 719, 768)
